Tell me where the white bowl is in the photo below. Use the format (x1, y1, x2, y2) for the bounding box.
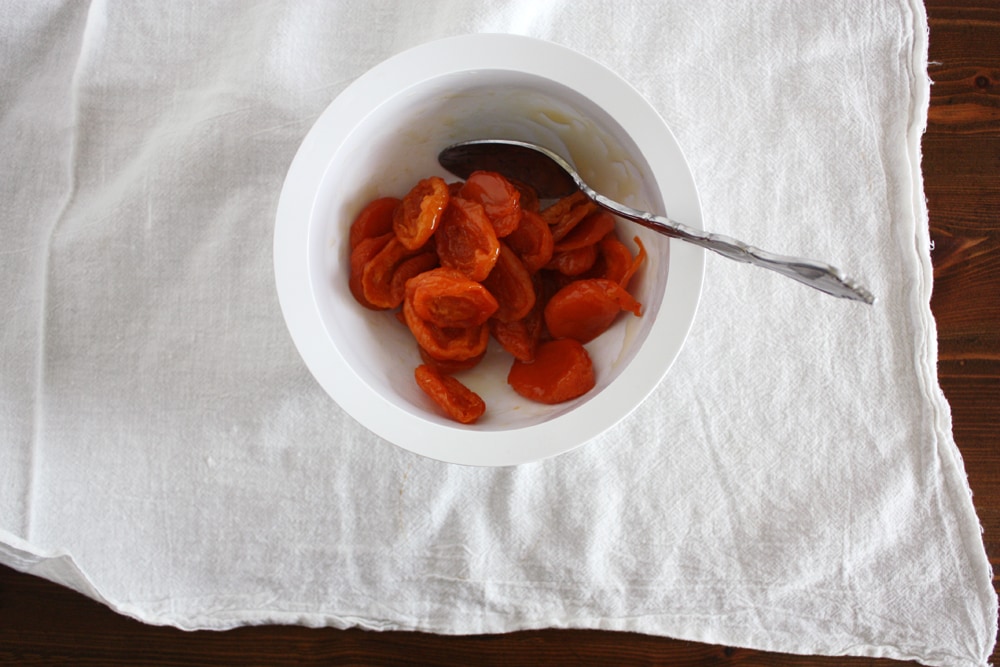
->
(274, 34, 704, 466)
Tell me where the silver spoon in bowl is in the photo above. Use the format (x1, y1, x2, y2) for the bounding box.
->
(438, 139, 874, 304)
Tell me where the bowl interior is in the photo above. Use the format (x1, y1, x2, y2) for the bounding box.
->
(310, 68, 670, 432)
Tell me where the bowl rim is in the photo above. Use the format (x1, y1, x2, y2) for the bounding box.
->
(273, 33, 704, 466)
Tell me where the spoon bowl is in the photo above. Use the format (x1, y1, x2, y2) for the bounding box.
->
(439, 139, 875, 304)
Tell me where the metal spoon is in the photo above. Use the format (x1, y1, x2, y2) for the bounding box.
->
(438, 139, 874, 304)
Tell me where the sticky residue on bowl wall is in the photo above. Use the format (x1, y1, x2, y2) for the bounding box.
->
(428, 86, 653, 210)
(530, 106, 646, 208)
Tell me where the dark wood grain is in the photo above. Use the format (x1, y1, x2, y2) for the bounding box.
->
(1, 2, 997, 665)
(925, 3, 1000, 633)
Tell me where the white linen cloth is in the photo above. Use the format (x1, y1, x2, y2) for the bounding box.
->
(1, 1, 995, 665)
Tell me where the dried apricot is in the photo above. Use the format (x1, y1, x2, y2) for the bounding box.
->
(542, 191, 597, 242)
(361, 237, 424, 309)
(482, 242, 536, 322)
(349, 232, 393, 309)
(543, 278, 642, 343)
(489, 305, 543, 363)
(505, 209, 554, 273)
(619, 236, 647, 290)
(419, 346, 485, 375)
(436, 197, 500, 281)
(545, 244, 599, 276)
(507, 338, 595, 404)
(540, 190, 590, 225)
(586, 232, 632, 284)
(552, 210, 616, 252)
(389, 251, 439, 306)
(349, 197, 400, 250)
(393, 177, 449, 250)
(408, 267, 498, 328)
(507, 177, 540, 212)
(415, 364, 486, 424)
(458, 171, 522, 237)
(402, 297, 489, 362)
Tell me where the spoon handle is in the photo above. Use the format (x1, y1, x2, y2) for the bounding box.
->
(587, 191, 875, 304)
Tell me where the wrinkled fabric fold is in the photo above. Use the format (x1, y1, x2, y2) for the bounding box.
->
(0, 2, 995, 665)
(1, 0, 93, 540)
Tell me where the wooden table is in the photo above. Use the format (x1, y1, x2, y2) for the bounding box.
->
(2, 2, 996, 664)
